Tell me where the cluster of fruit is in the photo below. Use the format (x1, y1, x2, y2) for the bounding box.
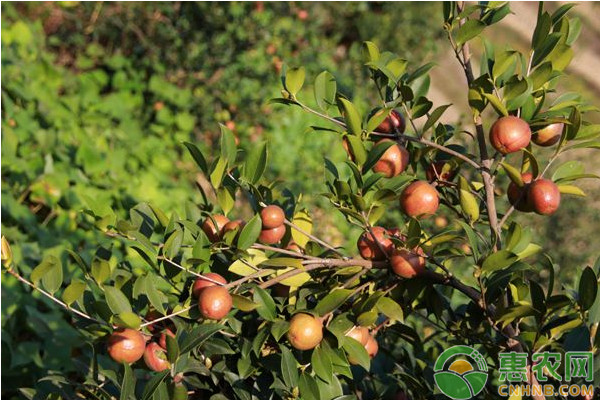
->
(492, 116, 563, 215)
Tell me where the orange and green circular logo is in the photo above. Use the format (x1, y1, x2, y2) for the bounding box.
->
(434, 345, 488, 399)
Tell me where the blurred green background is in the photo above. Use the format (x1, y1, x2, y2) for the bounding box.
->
(1, 2, 599, 397)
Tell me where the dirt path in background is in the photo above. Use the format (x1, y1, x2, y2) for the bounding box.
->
(427, 2, 600, 125)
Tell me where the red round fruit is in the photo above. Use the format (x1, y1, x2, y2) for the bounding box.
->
(259, 224, 286, 244)
(426, 161, 457, 182)
(286, 241, 302, 253)
(345, 326, 370, 346)
(143, 342, 170, 372)
(222, 219, 245, 235)
(365, 335, 379, 358)
(201, 214, 229, 242)
(375, 110, 406, 134)
(159, 328, 176, 350)
(489, 116, 531, 154)
(507, 172, 534, 212)
(287, 313, 323, 350)
(107, 328, 146, 364)
(372, 139, 410, 178)
(390, 248, 426, 278)
(197, 286, 233, 320)
(357, 227, 394, 261)
(192, 273, 227, 298)
(532, 123, 563, 147)
(145, 310, 163, 333)
(400, 181, 439, 218)
(528, 179, 561, 215)
(260, 205, 285, 229)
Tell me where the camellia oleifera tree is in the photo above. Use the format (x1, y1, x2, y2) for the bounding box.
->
(3, 3, 600, 399)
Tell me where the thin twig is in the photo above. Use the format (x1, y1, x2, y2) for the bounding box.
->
(283, 219, 346, 258)
(4, 268, 107, 326)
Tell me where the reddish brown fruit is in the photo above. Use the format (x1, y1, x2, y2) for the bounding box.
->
(532, 123, 563, 147)
(345, 326, 370, 346)
(507, 172, 534, 212)
(400, 181, 439, 218)
(222, 219, 245, 235)
(159, 328, 176, 350)
(426, 161, 457, 182)
(144, 342, 170, 372)
(394, 392, 410, 400)
(528, 179, 561, 215)
(286, 241, 302, 253)
(357, 227, 394, 261)
(107, 329, 146, 364)
(259, 224, 286, 244)
(198, 286, 233, 320)
(390, 248, 426, 278)
(260, 205, 285, 229)
(192, 273, 227, 298)
(365, 335, 379, 358)
(287, 313, 323, 350)
(372, 139, 410, 178)
(375, 110, 406, 134)
(201, 214, 229, 242)
(489, 116, 531, 154)
(342, 136, 355, 162)
(145, 310, 163, 333)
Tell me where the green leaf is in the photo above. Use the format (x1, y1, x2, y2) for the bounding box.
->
(314, 71, 336, 111)
(455, 20, 486, 47)
(362, 139, 395, 173)
(361, 41, 380, 64)
(179, 323, 224, 354)
(312, 344, 333, 383)
(253, 287, 277, 321)
(280, 345, 299, 388)
(140, 370, 169, 400)
(163, 228, 183, 260)
(219, 124, 237, 167)
(62, 280, 86, 306)
(501, 162, 524, 186)
(285, 67, 305, 96)
(120, 363, 135, 400)
(338, 98, 362, 135)
(298, 373, 320, 400)
(344, 135, 367, 165)
(482, 92, 508, 116)
(578, 267, 598, 312)
(183, 142, 208, 175)
(315, 289, 352, 317)
(242, 142, 268, 185)
(342, 337, 370, 370)
(532, 32, 562, 67)
(423, 104, 451, 133)
(31, 255, 59, 284)
(291, 209, 312, 248)
(376, 297, 404, 322)
(459, 189, 480, 223)
(557, 184, 585, 197)
(145, 275, 166, 314)
(91, 257, 111, 285)
(166, 334, 179, 364)
(481, 250, 518, 273)
(104, 286, 133, 314)
(231, 294, 259, 312)
(210, 157, 227, 188)
(114, 312, 141, 329)
(552, 161, 583, 182)
(237, 214, 262, 250)
(532, 12, 552, 50)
